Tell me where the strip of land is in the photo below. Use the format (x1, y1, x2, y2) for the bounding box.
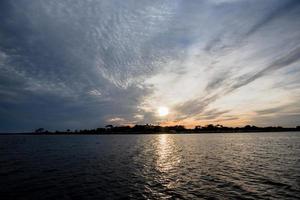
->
(2, 124, 300, 135)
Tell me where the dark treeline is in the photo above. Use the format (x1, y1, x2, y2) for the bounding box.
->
(32, 124, 300, 135)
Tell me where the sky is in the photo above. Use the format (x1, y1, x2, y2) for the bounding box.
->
(1, 0, 300, 132)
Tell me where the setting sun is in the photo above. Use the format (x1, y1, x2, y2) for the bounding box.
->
(158, 106, 169, 117)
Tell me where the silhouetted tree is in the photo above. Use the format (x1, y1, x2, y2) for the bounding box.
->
(105, 125, 113, 129)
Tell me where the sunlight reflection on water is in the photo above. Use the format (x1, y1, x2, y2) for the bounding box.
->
(0, 133, 299, 199)
(155, 134, 181, 173)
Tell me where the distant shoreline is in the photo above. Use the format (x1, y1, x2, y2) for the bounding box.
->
(1, 124, 300, 135)
(1, 130, 300, 135)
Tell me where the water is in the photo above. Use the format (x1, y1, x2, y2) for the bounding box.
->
(0, 132, 299, 199)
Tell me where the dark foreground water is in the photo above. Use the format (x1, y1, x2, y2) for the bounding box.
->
(0, 132, 299, 200)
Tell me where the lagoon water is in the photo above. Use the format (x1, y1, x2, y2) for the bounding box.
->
(0, 132, 299, 199)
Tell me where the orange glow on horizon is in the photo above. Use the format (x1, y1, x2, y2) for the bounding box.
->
(159, 117, 251, 128)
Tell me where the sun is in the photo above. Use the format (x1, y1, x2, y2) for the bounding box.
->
(158, 106, 169, 117)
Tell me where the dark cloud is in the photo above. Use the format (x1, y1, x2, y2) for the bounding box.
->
(256, 106, 287, 115)
(229, 46, 300, 93)
(208, 0, 300, 48)
(196, 109, 229, 120)
(245, 0, 300, 36)
(220, 116, 239, 121)
(0, 0, 170, 131)
(205, 72, 231, 92)
(251, 114, 300, 127)
(256, 102, 300, 115)
(174, 94, 221, 120)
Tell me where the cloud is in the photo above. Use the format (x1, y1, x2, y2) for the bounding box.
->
(251, 114, 300, 127)
(228, 46, 300, 93)
(245, 0, 300, 36)
(169, 45, 300, 121)
(1, 0, 300, 131)
(0, 0, 174, 131)
(173, 45, 300, 123)
(256, 106, 287, 115)
(196, 109, 230, 120)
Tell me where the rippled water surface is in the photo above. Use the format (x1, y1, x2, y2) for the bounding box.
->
(0, 132, 299, 199)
